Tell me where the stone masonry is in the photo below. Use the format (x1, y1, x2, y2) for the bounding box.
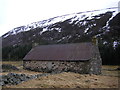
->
(23, 57, 101, 75)
(23, 43, 102, 75)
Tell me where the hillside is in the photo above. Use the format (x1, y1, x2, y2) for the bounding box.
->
(2, 8, 120, 65)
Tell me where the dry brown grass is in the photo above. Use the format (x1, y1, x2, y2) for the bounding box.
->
(102, 65, 119, 70)
(0, 61, 23, 67)
(1, 61, 119, 88)
(4, 72, 119, 88)
(102, 65, 119, 77)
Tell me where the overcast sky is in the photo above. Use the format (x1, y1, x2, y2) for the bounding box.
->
(0, 0, 119, 36)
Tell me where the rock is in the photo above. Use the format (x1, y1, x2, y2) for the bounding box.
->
(19, 76, 26, 81)
(0, 72, 57, 86)
(0, 73, 28, 86)
(0, 81, 5, 86)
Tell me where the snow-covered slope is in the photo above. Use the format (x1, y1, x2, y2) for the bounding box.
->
(3, 8, 118, 38)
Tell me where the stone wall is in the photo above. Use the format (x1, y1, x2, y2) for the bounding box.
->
(23, 59, 101, 74)
(1, 73, 53, 86)
(89, 44, 102, 75)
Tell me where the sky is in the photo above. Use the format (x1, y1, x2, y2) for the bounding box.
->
(0, 0, 119, 36)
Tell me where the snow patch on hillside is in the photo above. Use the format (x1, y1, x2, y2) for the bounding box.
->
(3, 8, 118, 38)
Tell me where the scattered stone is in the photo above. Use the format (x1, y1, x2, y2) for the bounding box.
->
(0, 72, 57, 86)
(0, 73, 33, 86)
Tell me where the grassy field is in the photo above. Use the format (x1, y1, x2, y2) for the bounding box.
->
(1, 61, 120, 88)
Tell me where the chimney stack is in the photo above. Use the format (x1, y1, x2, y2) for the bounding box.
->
(32, 43, 39, 47)
(92, 36, 98, 45)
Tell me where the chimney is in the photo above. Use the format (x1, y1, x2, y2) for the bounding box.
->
(92, 36, 98, 45)
(32, 43, 39, 48)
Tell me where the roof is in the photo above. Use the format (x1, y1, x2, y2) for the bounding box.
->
(23, 42, 96, 61)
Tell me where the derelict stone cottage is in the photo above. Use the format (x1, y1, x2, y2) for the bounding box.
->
(23, 42, 102, 74)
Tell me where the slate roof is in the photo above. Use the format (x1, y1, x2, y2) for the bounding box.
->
(23, 42, 95, 61)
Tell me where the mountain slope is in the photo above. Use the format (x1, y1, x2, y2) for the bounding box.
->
(2, 8, 118, 47)
(2, 8, 120, 64)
